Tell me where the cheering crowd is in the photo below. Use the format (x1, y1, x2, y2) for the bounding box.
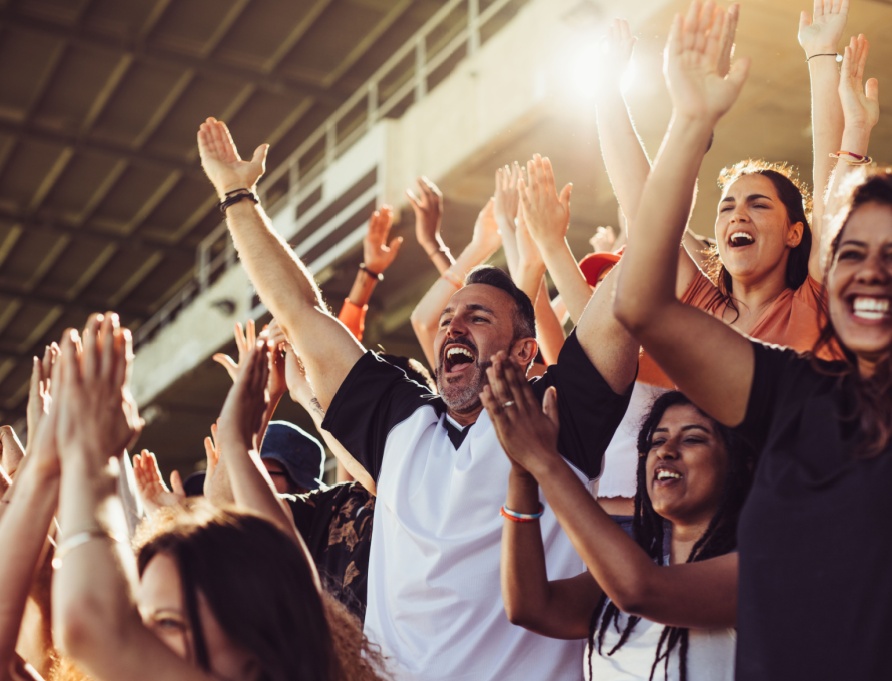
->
(2, 0, 890, 679)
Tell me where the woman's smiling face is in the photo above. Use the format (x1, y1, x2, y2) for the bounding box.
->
(827, 201, 892, 375)
(645, 404, 729, 528)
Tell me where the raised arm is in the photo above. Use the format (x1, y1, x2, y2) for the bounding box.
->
(338, 206, 402, 341)
(0, 426, 58, 678)
(52, 317, 218, 681)
(410, 198, 501, 369)
(214, 340, 310, 545)
(614, 1, 754, 427)
(594, 19, 652, 225)
(482, 356, 737, 629)
(408, 177, 452, 274)
(269, 321, 376, 494)
(594, 19, 703, 293)
(514, 205, 565, 365)
(824, 35, 879, 249)
(198, 118, 362, 409)
(497, 399, 601, 639)
(0, 355, 59, 680)
(798, 0, 849, 281)
(519, 155, 591, 323)
(518, 155, 636, 390)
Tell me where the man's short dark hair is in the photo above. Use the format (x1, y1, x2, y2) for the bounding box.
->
(464, 266, 536, 340)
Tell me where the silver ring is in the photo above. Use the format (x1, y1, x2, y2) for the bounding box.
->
(501, 400, 515, 408)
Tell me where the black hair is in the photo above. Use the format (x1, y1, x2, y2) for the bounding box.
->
(812, 168, 892, 458)
(137, 503, 335, 681)
(704, 160, 812, 316)
(464, 266, 536, 340)
(586, 391, 753, 681)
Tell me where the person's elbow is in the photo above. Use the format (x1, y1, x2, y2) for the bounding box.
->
(503, 599, 545, 631)
(409, 308, 433, 337)
(612, 285, 652, 337)
(605, 574, 660, 621)
(55, 594, 122, 661)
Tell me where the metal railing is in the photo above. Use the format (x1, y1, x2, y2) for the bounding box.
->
(134, 0, 525, 347)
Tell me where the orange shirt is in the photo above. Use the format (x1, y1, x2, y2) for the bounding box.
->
(680, 270, 837, 358)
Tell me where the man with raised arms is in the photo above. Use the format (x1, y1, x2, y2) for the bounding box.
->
(197, 117, 638, 680)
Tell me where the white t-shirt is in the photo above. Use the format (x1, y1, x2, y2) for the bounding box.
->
(585, 608, 735, 681)
(596, 380, 667, 499)
(323, 332, 631, 681)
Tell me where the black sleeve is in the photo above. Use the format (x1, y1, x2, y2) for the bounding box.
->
(285, 490, 317, 545)
(735, 340, 801, 459)
(531, 329, 633, 479)
(321, 351, 440, 482)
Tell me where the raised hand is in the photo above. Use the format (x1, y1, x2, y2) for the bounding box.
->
(25, 344, 57, 454)
(598, 18, 637, 89)
(799, 0, 849, 57)
(213, 319, 257, 381)
(471, 197, 502, 253)
(407, 177, 444, 253)
(480, 351, 561, 475)
(363, 206, 403, 274)
(202, 422, 221, 497)
(132, 450, 185, 516)
(215, 320, 286, 411)
(53, 314, 143, 467)
(217, 341, 270, 452)
(515, 202, 545, 277)
(664, 0, 749, 123)
(197, 117, 268, 199)
(839, 34, 879, 132)
(0, 427, 26, 480)
(519, 154, 571, 250)
(494, 164, 522, 234)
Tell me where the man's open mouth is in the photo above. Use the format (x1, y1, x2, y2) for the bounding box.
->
(443, 344, 476, 373)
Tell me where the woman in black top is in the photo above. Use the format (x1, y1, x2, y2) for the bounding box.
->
(613, 2, 887, 678)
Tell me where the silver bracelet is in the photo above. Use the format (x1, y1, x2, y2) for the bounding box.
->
(52, 528, 128, 570)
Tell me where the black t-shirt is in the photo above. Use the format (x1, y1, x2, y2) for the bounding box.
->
(735, 341, 892, 680)
(286, 481, 374, 621)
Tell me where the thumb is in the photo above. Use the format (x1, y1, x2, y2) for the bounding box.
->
(543, 386, 559, 428)
(251, 143, 269, 168)
(866, 77, 880, 103)
(212, 353, 238, 381)
(388, 235, 404, 256)
(170, 469, 186, 497)
(798, 11, 811, 30)
(726, 56, 750, 91)
(559, 183, 573, 209)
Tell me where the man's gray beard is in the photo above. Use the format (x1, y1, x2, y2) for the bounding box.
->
(435, 359, 492, 413)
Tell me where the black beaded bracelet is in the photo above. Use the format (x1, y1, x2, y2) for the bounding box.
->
(359, 263, 383, 281)
(219, 189, 259, 214)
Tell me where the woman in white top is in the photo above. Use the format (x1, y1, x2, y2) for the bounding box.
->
(483, 358, 752, 681)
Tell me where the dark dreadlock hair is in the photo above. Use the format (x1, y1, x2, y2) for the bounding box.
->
(811, 168, 892, 459)
(586, 391, 754, 681)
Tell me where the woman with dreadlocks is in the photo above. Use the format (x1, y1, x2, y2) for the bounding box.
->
(483, 354, 751, 681)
